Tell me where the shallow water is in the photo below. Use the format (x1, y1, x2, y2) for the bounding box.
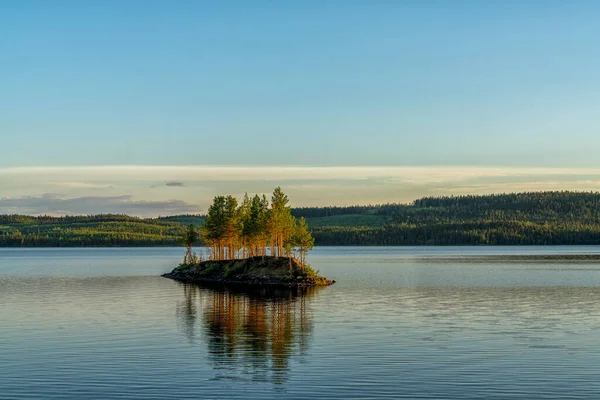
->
(2, 246, 600, 399)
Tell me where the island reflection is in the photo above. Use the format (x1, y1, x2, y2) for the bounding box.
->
(176, 283, 319, 384)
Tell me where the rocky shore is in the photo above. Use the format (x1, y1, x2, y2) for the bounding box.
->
(162, 256, 335, 287)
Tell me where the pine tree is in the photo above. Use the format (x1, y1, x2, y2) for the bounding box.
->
(269, 187, 295, 257)
(182, 224, 198, 264)
(293, 217, 314, 268)
(202, 196, 227, 260)
(223, 195, 240, 259)
(238, 193, 252, 258)
(244, 194, 265, 256)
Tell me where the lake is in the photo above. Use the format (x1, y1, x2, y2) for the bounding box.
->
(2, 246, 600, 399)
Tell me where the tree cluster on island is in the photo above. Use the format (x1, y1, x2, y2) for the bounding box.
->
(183, 187, 314, 267)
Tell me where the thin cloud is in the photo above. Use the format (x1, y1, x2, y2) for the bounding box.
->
(51, 182, 114, 189)
(4, 165, 600, 183)
(0, 194, 202, 217)
(3, 165, 600, 215)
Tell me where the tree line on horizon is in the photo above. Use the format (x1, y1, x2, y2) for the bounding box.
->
(4, 191, 600, 247)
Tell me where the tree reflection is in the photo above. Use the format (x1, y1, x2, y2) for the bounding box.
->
(176, 283, 318, 384)
(175, 283, 199, 344)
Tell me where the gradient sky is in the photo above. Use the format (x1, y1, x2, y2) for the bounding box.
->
(2, 1, 600, 215)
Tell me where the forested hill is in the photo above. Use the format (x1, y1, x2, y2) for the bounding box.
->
(0, 214, 187, 247)
(308, 191, 600, 245)
(3, 191, 600, 246)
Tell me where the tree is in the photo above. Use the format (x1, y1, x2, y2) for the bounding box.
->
(202, 195, 240, 260)
(182, 224, 199, 264)
(196, 188, 318, 262)
(269, 187, 295, 257)
(223, 195, 240, 259)
(202, 196, 227, 260)
(243, 194, 268, 256)
(238, 193, 252, 257)
(293, 217, 314, 268)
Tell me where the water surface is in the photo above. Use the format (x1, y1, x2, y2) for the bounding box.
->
(2, 246, 600, 399)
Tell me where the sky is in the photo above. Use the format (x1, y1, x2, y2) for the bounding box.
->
(2, 1, 600, 216)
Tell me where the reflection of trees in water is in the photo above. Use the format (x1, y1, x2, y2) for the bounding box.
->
(176, 284, 199, 344)
(177, 283, 318, 384)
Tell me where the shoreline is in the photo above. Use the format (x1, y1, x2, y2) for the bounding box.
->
(161, 256, 336, 288)
(7, 244, 600, 248)
(162, 271, 335, 287)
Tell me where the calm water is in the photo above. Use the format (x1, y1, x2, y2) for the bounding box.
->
(3, 246, 600, 399)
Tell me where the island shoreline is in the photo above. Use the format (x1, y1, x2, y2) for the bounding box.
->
(162, 256, 335, 287)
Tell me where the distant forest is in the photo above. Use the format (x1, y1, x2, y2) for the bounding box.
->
(3, 191, 600, 246)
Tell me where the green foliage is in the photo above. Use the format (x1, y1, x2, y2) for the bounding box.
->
(307, 191, 600, 245)
(269, 186, 296, 257)
(7, 191, 600, 247)
(289, 217, 314, 266)
(202, 263, 220, 276)
(223, 262, 246, 278)
(291, 205, 381, 218)
(305, 214, 389, 228)
(0, 214, 187, 247)
(297, 264, 329, 285)
(175, 263, 192, 271)
(181, 224, 201, 264)
(182, 225, 199, 246)
(202, 195, 241, 260)
(201, 187, 307, 260)
(302, 264, 320, 279)
(242, 195, 269, 250)
(159, 215, 205, 226)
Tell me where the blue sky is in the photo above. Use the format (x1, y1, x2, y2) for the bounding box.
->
(2, 1, 600, 214)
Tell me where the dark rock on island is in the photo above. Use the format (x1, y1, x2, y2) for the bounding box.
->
(162, 256, 335, 287)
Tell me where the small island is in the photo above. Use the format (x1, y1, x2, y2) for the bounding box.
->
(162, 187, 335, 287)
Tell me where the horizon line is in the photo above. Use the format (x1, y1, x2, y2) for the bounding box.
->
(2, 189, 599, 219)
